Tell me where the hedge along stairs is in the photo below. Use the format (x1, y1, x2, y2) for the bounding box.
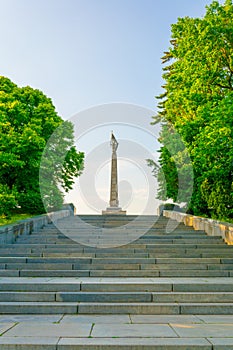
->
(1, 215, 233, 349)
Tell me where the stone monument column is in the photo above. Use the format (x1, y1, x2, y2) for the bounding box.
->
(102, 132, 126, 215)
(110, 132, 119, 207)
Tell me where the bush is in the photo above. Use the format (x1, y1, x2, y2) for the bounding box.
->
(0, 185, 17, 218)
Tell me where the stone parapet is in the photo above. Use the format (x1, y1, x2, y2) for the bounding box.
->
(0, 208, 73, 245)
(163, 210, 233, 245)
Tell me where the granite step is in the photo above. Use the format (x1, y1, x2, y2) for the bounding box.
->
(0, 269, 230, 278)
(89, 270, 230, 277)
(0, 337, 215, 350)
(1, 278, 233, 292)
(3, 245, 231, 253)
(0, 262, 221, 270)
(1, 301, 233, 315)
(1, 291, 230, 304)
(77, 302, 233, 315)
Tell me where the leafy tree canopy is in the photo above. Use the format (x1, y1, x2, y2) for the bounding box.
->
(152, 0, 233, 220)
(0, 76, 84, 217)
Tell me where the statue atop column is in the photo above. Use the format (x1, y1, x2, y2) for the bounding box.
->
(102, 132, 126, 215)
(111, 132, 118, 153)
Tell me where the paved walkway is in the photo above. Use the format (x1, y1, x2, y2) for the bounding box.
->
(0, 314, 233, 349)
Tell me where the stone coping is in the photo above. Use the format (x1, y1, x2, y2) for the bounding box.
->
(163, 210, 233, 245)
(0, 208, 73, 245)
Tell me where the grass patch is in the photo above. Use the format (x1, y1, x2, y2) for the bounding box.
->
(0, 212, 34, 227)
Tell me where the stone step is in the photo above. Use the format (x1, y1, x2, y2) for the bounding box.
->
(41, 251, 233, 258)
(19, 270, 91, 277)
(13, 228, 222, 236)
(0, 302, 78, 314)
(0, 269, 230, 278)
(77, 302, 233, 315)
(26, 234, 208, 241)
(14, 236, 226, 249)
(14, 244, 226, 252)
(0, 337, 215, 349)
(152, 292, 233, 303)
(0, 292, 56, 302)
(89, 270, 230, 278)
(0, 292, 152, 302)
(81, 280, 233, 292)
(2, 278, 233, 292)
(45, 252, 150, 258)
(1, 291, 230, 303)
(2, 251, 233, 259)
(0, 301, 233, 315)
(1, 240, 230, 248)
(2, 262, 229, 270)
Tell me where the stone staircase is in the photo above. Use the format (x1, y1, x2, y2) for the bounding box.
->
(0, 214, 233, 349)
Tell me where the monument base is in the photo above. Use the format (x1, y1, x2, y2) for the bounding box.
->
(102, 207, 127, 215)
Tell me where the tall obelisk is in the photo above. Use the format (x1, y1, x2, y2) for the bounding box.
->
(102, 132, 126, 215)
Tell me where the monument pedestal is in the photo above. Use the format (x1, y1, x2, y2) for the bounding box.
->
(102, 207, 126, 215)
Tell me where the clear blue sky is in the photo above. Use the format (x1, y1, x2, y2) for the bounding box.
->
(0, 0, 218, 118)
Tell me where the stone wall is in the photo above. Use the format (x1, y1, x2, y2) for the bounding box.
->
(163, 210, 233, 245)
(0, 207, 74, 245)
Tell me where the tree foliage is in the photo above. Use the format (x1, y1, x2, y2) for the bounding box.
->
(152, 0, 233, 220)
(0, 76, 84, 217)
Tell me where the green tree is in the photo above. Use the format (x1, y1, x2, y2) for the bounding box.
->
(152, 0, 233, 219)
(0, 76, 84, 216)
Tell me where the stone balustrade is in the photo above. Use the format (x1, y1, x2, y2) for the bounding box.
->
(163, 210, 233, 245)
(0, 208, 74, 245)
